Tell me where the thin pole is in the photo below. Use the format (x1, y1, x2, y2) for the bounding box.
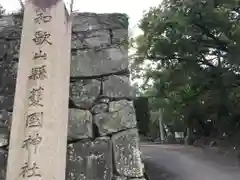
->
(159, 108, 164, 143)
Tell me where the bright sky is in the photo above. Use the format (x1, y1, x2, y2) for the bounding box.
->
(0, 0, 161, 36)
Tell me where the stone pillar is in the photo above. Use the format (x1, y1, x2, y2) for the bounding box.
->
(6, 1, 71, 180)
(0, 11, 146, 180)
(67, 13, 145, 180)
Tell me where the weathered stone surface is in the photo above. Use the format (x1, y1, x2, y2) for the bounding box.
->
(0, 13, 146, 180)
(0, 151, 7, 180)
(0, 109, 11, 123)
(7, 3, 72, 179)
(0, 16, 22, 111)
(72, 29, 127, 49)
(98, 97, 110, 104)
(0, 124, 8, 148)
(8, 39, 21, 59)
(70, 80, 101, 108)
(72, 13, 128, 31)
(72, 30, 110, 49)
(91, 103, 109, 114)
(0, 111, 10, 180)
(0, 96, 14, 111)
(103, 75, 134, 98)
(67, 137, 112, 180)
(112, 176, 127, 180)
(71, 13, 128, 77)
(93, 100, 137, 135)
(0, 13, 129, 111)
(70, 76, 133, 107)
(71, 46, 128, 77)
(112, 177, 146, 180)
(68, 109, 92, 140)
(0, 133, 8, 149)
(112, 129, 144, 177)
(91, 98, 110, 114)
(0, 39, 19, 111)
(0, 15, 21, 112)
(0, 16, 15, 31)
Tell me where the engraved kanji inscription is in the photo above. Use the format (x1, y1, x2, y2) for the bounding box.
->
(22, 132, 43, 153)
(33, 50, 47, 60)
(28, 86, 44, 107)
(34, 8, 52, 24)
(33, 31, 52, 45)
(20, 162, 41, 178)
(26, 112, 43, 128)
(29, 65, 47, 80)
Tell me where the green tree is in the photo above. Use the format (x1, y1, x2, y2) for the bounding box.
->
(134, 0, 240, 138)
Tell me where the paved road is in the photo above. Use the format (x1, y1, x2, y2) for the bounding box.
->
(141, 144, 240, 180)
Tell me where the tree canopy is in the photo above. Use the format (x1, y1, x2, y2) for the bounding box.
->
(134, 0, 240, 138)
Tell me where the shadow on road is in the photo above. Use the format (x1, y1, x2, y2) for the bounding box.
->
(144, 159, 182, 180)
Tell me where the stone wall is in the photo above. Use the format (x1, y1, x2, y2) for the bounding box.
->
(0, 12, 145, 180)
(0, 13, 22, 179)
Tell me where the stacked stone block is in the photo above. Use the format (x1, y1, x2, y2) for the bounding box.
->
(0, 14, 22, 180)
(0, 13, 146, 180)
(67, 13, 145, 180)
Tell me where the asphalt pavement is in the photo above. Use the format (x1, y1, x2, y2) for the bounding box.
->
(141, 144, 240, 180)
